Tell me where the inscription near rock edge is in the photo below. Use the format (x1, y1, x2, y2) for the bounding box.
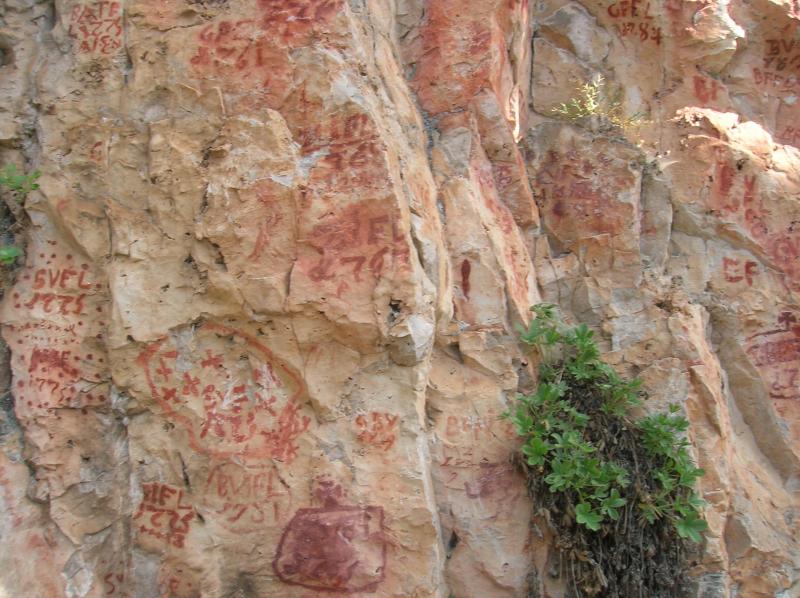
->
(7, 242, 107, 416)
(746, 311, 800, 401)
(298, 199, 410, 297)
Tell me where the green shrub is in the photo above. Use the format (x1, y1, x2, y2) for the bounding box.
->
(508, 304, 706, 595)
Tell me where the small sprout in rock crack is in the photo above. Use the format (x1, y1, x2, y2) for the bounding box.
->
(550, 75, 647, 133)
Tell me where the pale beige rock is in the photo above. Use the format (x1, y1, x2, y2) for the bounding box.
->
(0, 0, 799, 595)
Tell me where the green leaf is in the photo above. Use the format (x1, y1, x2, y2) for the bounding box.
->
(0, 245, 22, 265)
(675, 514, 707, 543)
(545, 472, 568, 492)
(603, 489, 626, 509)
(522, 437, 550, 466)
(575, 503, 603, 531)
(678, 466, 705, 488)
(687, 493, 707, 510)
(543, 329, 561, 345)
(530, 303, 556, 320)
(512, 408, 534, 435)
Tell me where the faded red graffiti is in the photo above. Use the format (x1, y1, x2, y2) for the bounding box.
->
(298, 199, 409, 290)
(778, 126, 800, 148)
(68, 1, 122, 55)
(722, 257, 758, 286)
(442, 413, 517, 442)
(8, 322, 107, 415)
(707, 155, 800, 289)
(460, 259, 471, 300)
(763, 36, 800, 74)
(190, 20, 267, 72)
(12, 254, 98, 318)
(102, 571, 130, 596)
(259, 0, 343, 45)
(746, 311, 800, 401)
(754, 29, 800, 93)
(747, 337, 800, 367)
(464, 462, 520, 501)
(32, 266, 93, 290)
(138, 323, 311, 461)
(134, 483, 195, 550)
(437, 446, 524, 516)
(606, 0, 662, 45)
(204, 463, 291, 532)
(355, 412, 399, 451)
(6, 242, 107, 416)
(297, 112, 388, 192)
(156, 564, 200, 598)
(753, 67, 800, 92)
(535, 149, 634, 241)
(693, 75, 723, 104)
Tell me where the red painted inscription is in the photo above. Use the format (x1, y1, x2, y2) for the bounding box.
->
(134, 483, 195, 549)
(746, 311, 800, 401)
(355, 412, 399, 451)
(298, 113, 387, 192)
(68, 1, 122, 55)
(139, 323, 311, 461)
(723, 257, 758, 286)
(259, 0, 343, 45)
(708, 155, 799, 289)
(693, 75, 723, 105)
(8, 322, 107, 415)
(534, 149, 635, 242)
(299, 199, 409, 294)
(190, 20, 270, 78)
(607, 0, 662, 45)
(204, 463, 291, 532)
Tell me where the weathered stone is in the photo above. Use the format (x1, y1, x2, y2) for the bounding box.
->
(0, 0, 798, 595)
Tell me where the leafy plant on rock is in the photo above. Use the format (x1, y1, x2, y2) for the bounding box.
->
(0, 164, 39, 267)
(508, 304, 706, 596)
(1, 164, 41, 196)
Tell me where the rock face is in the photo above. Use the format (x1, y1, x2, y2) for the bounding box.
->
(0, 0, 798, 595)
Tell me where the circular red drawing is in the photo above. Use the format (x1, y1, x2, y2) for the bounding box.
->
(139, 323, 310, 461)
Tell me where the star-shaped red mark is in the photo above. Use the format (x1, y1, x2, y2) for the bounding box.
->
(200, 350, 224, 369)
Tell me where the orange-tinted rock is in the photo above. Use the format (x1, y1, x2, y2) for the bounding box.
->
(0, 0, 799, 595)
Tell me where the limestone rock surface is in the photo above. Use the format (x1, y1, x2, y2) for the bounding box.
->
(0, 0, 798, 596)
